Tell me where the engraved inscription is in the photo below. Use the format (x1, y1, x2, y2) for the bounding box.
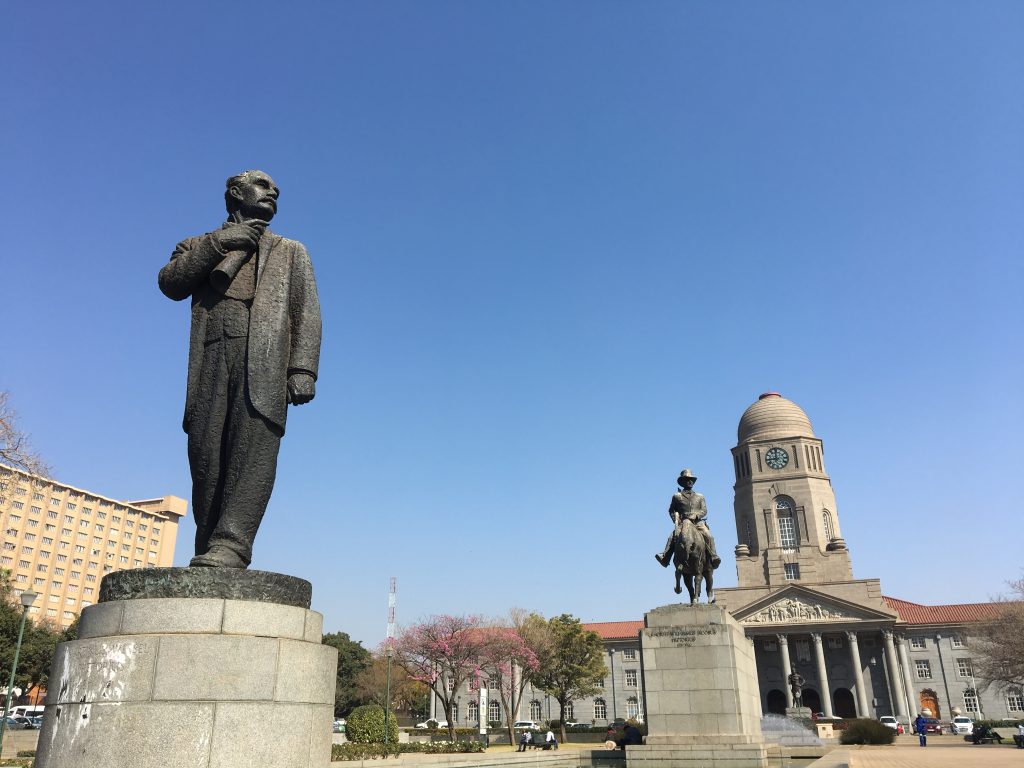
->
(645, 626, 720, 647)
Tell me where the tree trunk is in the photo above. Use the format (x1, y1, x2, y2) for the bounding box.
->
(559, 699, 567, 745)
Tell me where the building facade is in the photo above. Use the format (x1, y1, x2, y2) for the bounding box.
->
(432, 393, 1016, 728)
(0, 464, 185, 628)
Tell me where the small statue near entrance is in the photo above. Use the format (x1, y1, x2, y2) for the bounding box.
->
(655, 469, 721, 603)
(788, 672, 805, 708)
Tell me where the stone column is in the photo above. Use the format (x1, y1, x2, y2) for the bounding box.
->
(882, 629, 908, 719)
(811, 633, 834, 718)
(777, 634, 794, 708)
(896, 635, 917, 717)
(845, 631, 869, 717)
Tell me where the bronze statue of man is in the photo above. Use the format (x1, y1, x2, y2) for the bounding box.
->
(655, 469, 721, 569)
(159, 170, 322, 568)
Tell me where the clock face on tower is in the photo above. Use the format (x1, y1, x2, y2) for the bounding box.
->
(765, 447, 789, 469)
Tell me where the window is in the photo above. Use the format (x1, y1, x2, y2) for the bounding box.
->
(468, 701, 479, 723)
(964, 689, 979, 713)
(47, 511, 57, 519)
(82, 507, 91, 516)
(951, 635, 966, 649)
(910, 637, 927, 650)
(530, 700, 542, 720)
(67, 503, 76, 511)
(784, 563, 800, 580)
(18, 559, 29, 568)
(0, 557, 10, 565)
(45, 524, 55, 532)
(488, 700, 500, 723)
(594, 699, 607, 720)
(15, 574, 26, 583)
(956, 658, 974, 678)
(565, 702, 574, 720)
(915, 660, 932, 679)
(597, 678, 604, 688)
(86, 574, 96, 582)
(51, 499, 61, 507)
(775, 497, 797, 551)
(446, 678, 454, 693)
(54, 567, 65, 576)
(626, 697, 639, 719)
(120, 556, 129, 564)
(61, 528, 72, 536)
(794, 639, 811, 662)
(625, 669, 638, 687)
(762, 637, 778, 652)
(1006, 690, 1024, 712)
(623, 649, 637, 661)
(827, 636, 843, 650)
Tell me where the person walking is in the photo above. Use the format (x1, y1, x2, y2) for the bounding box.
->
(1017, 722, 1024, 748)
(914, 713, 927, 747)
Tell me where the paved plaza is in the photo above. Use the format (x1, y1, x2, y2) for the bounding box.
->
(813, 737, 1020, 768)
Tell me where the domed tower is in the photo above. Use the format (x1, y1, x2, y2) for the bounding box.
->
(732, 392, 852, 587)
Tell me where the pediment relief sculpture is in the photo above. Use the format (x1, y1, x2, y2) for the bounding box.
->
(745, 595, 852, 623)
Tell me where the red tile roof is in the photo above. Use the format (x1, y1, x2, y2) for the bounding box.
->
(883, 596, 1007, 625)
(584, 621, 644, 640)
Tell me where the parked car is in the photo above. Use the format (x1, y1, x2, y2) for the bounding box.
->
(415, 719, 448, 729)
(332, 719, 345, 734)
(28, 716, 44, 729)
(564, 721, 586, 729)
(879, 716, 900, 731)
(513, 720, 541, 730)
(919, 718, 943, 734)
(950, 716, 973, 735)
(11, 716, 39, 730)
(2, 716, 27, 730)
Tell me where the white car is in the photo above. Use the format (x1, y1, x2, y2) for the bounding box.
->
(513, 720, 541, 730)
(415, 720, 448, 729)
(950, 716, 973, 735)
(879, 716, 899, 731)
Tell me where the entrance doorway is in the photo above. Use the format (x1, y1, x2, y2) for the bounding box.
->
(919, 689, 940, 719)
(766, 689, 787, 715)
(833, 688, 856, 718)
(801, 688, 822, 713)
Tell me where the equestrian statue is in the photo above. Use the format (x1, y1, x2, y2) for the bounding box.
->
(655, 469, 721, 604)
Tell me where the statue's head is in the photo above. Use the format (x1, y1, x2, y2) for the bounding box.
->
(225, 170, 278, 222)
(677, 468, 697, 490)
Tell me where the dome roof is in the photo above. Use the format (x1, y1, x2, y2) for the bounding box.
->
(737, 392, 815, 444)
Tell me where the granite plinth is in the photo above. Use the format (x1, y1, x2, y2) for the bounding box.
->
(99, 566, 312, 608)
(633, 604, 767, 768)
(35, 592, 334, 768)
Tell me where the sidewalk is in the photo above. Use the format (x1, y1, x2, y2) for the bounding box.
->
(812, 736, 1021, 768)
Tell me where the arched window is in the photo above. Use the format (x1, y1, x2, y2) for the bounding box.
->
(530, 700, 542, 720)
(452, 702, 460, 722)
(488, 699, 501, 723)
(775, 496, 797, 551)
(822, 510, 834, 542)
(565, 701, 574, 720)
(1006, 688, 1023, 712)
(626, 697, 639, 719)
(468, 701, 479, 723)
(594, 698, 607, 720)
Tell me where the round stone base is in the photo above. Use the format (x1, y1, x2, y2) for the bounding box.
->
(34, 595, 335, 768)
(99, 567, 312, 608)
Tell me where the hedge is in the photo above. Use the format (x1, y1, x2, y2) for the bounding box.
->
(332, 741, 486, 761)
(839, 719, 896, 745)
(346, 705, 400, 744)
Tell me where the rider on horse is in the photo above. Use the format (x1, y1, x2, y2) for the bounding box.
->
(655, 469, 722, 569)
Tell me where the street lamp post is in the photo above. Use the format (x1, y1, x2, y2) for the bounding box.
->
(384, 645, 394, 743)
(0, 589, 38, 753)
(609, 647, 617, 721)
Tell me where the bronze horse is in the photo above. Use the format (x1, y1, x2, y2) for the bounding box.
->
(673, 517, 715, 604)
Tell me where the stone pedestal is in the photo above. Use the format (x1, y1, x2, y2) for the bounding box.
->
(629, 604, 767, 768)
(785, 706, 812, 719)
(35, 569, 336, 768)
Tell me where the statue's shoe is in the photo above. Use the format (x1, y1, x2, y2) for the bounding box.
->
(711, 556, 722, 568)
(190, 547, 247, 569)
(655, 552, 671, 567)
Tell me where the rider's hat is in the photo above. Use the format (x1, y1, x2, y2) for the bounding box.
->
(677, 468, 697, 485)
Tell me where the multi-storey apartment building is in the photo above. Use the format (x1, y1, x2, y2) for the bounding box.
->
(0, 464, 185, 628)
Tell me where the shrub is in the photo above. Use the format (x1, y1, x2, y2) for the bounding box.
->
(16, 751, 36, 758)
(345, 704, 399, 744)
(332, 740, 485, 761)
(839, 719, 896, 745)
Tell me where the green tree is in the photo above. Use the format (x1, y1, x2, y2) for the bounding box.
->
(353, 652, 429, 718)
(532, 614, 607, 744)
(0, 570, 61, 706)
(322, 631, 372, 717)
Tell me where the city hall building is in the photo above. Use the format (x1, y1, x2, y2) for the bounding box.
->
(437, 393, 1014, 727)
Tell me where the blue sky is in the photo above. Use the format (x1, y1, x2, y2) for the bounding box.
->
(3, 2, 1022, 646)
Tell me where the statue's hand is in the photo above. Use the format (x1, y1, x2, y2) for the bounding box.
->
(213, 221, 265, 252)
(287, 373, 316, 405)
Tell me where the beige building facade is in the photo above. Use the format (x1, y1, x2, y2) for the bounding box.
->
(0, 464, 185, 627)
